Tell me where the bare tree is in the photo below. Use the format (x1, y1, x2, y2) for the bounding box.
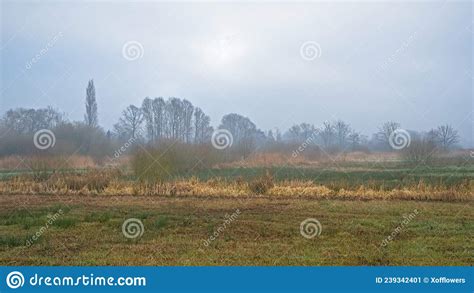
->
(285, 123, 317, 143)
(152, 97, 166, 140)
(267, 130, 275, 143)
(220, 113, 260, 155)
(114, 105, 143, 140)
(182, 99, 194, 143)
(377, 121, 400, 147)
(287, 124, 302, 142)
(84, 79, 98, 127)
(194, 107, 213, 144)
(348, 131, 361, 151)
(334, 120, 351, 149)
(299, 123, 316, 140)
(133, 97, 214, 144)
(165, 97, 182, 139)
(1, 107, 65, 134)
(275, 128, 282, 143)
(320, 121, 335, 149)
(141, 97, 155, 142)
(401, 137, 437, 164)
(433, 124, 459, 151)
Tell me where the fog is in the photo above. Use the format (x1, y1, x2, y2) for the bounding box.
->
(1, 1, 472, 146)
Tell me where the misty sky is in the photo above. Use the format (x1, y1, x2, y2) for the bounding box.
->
(1, 1, 472, 146)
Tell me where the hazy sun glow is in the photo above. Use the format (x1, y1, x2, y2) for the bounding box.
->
(200, 33, 246, 69)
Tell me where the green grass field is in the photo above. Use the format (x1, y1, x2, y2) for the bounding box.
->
(3, 163, 472, 189)
(188, 165, 474, 189)
(0, 194, 472, 265)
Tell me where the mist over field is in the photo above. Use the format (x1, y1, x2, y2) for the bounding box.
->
(0, 1, 472, 269)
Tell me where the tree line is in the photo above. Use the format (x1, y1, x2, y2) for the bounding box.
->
(0, 79, 462, 158)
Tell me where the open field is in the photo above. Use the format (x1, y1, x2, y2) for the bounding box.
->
(0, 194, 472, 266)
(1, 160, 472, 265)
(2, 1, 473, 282)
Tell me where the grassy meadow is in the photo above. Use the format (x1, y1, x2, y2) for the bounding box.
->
(0, 195, 472, 266)
(0, 153, 472, 266)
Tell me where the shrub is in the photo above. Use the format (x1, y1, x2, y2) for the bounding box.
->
(60, 174, 87, 191)
(131, 141, 219, 183)
(401, 138, 437, 164)
(248, 170, 274, 195)
(26, 156, 72, 182)
(47, 169, 121, 192)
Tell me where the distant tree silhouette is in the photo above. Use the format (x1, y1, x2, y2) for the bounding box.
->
(377, 121, 400, 148)
(433, 124, 459, 151)
(114, 105, 144, 140)
(84, 79, 98, 127)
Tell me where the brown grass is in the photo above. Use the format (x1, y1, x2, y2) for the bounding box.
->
(0, 155, 97, 170)
(248, 170, 274, 194)
(0, 173, 472, 202)
(218, 152, 402, 168)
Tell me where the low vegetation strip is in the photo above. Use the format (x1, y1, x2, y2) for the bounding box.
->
(0, 195, 472, 266)
(0, 169, 472, 202)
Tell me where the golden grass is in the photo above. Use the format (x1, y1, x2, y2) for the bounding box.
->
(0, 174, 472, 202)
